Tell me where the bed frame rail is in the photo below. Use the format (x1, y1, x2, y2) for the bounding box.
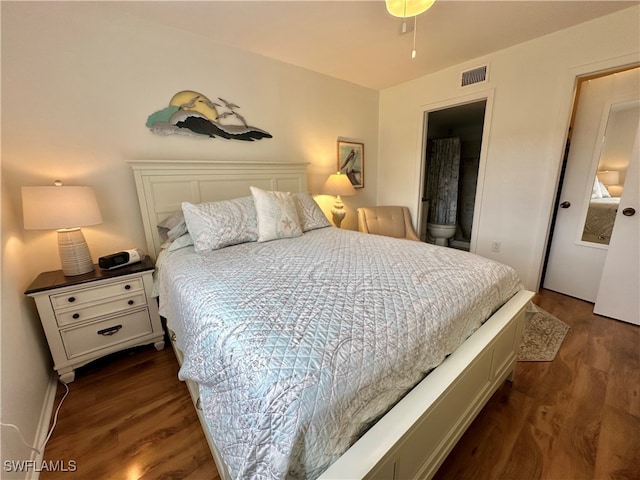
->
(320, 289, 534, 480)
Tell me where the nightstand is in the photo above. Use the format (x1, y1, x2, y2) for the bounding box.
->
(25, 257, 164, 383)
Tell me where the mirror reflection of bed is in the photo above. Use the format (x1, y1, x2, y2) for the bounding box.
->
(580, 99, 638, 246)
(582, 175, 621, 244)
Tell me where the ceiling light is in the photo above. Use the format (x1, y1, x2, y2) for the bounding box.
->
(385, 0, 436, 59)
(385, 0, 435, 18)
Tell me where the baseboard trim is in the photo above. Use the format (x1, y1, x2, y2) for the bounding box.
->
(26, 373, 58, 480)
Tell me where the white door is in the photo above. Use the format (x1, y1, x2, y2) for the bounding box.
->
(544, 68, 640, 302)
(594, 128, 639, 325)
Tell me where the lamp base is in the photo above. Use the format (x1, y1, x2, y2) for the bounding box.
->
(331, 195, 347, 228)
(58, 228, 95, 276)
(331, 208, 346, 228)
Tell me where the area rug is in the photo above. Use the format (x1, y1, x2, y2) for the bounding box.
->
(517, 304, 570, 362)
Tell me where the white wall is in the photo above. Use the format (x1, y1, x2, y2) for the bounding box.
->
(600, 102, 640, 188)
(1, 179, 56, 479)
(0, 2, 379, 471)
(378, 6, 640, 290)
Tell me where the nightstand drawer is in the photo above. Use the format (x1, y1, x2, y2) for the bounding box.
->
(55, 292, 147, 327)
(26, 257, 164, 382)
(50, 278, 145, 310)
(61, 308, 153, 359)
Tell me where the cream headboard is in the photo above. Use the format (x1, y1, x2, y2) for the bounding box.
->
(130, 160, 309, 260)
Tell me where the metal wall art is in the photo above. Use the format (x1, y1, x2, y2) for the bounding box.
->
(146, 90, 272, 141)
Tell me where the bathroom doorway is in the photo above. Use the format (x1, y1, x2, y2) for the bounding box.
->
(419, 100, 487, 251)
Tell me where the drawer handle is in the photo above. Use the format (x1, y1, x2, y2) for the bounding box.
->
(72, 313, 80, 320)
(97, 325, 123, 336)
(125, 284, 131, 290)
(128, 300, 135, 306)
(68, 296, 76, 303)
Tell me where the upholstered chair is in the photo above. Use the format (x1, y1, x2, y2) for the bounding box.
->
(357, 206, 420, 241)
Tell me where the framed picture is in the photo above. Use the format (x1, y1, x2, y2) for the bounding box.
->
(337, 140, 364, 188)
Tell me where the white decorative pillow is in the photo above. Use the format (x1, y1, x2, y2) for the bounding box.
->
(250, 186, 303, 242)
(293, 192, 331, 231)
(592, 177, 604, 199)
(182, 196, 258, 252)
(598, 179, 612, 198)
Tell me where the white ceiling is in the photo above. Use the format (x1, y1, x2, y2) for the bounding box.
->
(109, 1, 638, 90)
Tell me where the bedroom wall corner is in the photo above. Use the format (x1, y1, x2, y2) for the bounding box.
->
(1, 174, 55, 479)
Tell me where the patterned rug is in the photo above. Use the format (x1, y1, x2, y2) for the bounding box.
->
(518, 304, 570, 362)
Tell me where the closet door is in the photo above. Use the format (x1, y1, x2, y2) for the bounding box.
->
(543, 77, 613, 301)
(594, 129, 639, 325)
(544, 67, 639, 302)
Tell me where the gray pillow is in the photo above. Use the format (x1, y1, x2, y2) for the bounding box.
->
(182, 196, 258, 252)
(157, 211, 187, 243)
(293, 192, 331, 231)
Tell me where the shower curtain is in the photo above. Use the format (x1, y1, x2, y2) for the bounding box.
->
(427, 137, 461, 225)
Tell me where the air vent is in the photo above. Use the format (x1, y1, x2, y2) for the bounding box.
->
(461, 65, 488, 87)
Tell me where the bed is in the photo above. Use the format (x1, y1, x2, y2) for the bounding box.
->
(131, 160, 534, 480)
(582, 197, 620, 244)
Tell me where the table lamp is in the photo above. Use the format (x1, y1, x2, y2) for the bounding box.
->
(22, 182, 103, 276)
(321, 172, 356, 228)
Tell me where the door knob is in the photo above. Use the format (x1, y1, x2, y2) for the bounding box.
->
(622, 207, 636, 217)
(560, 201, 571, 208)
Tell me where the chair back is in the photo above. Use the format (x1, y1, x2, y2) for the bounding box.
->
(357, 206, 419, 241)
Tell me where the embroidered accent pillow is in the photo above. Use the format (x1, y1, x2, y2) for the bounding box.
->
(250, 186, 303, 242)
(293, 192, 331, 232)
(182, 196, 258, 252)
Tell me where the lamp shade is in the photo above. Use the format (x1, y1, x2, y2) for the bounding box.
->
(385, 0, 436, 17)
(22, 186, 102, 230)
(321, 173, 356, 197)
(596, 170, 620, 186)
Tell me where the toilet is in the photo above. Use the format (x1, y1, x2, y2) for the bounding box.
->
(427, 223, 457, 247)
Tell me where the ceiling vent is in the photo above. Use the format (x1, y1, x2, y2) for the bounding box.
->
(461, 65, 489, 87)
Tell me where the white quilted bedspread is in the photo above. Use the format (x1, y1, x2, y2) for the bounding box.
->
(158, 227, 522, 480)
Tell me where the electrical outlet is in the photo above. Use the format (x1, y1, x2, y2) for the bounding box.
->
(491, 241, 501, 253)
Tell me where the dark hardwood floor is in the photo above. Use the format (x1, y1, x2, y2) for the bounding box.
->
(41, 344, 218, 479)
(434, 289, 640, 480)
(41, 289, 639, 479)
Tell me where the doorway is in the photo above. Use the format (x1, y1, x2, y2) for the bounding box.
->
(419, 100, 487, 251)
(542, 66, 639, 305)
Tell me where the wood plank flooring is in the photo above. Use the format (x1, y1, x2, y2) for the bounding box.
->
(41, 344, 218, 479)
(41, 289, 639, 479)
(434, 289, 640, 480)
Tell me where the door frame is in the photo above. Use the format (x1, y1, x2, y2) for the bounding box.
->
(414, 89, 495, 254)
(539, 54, 640, 290)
